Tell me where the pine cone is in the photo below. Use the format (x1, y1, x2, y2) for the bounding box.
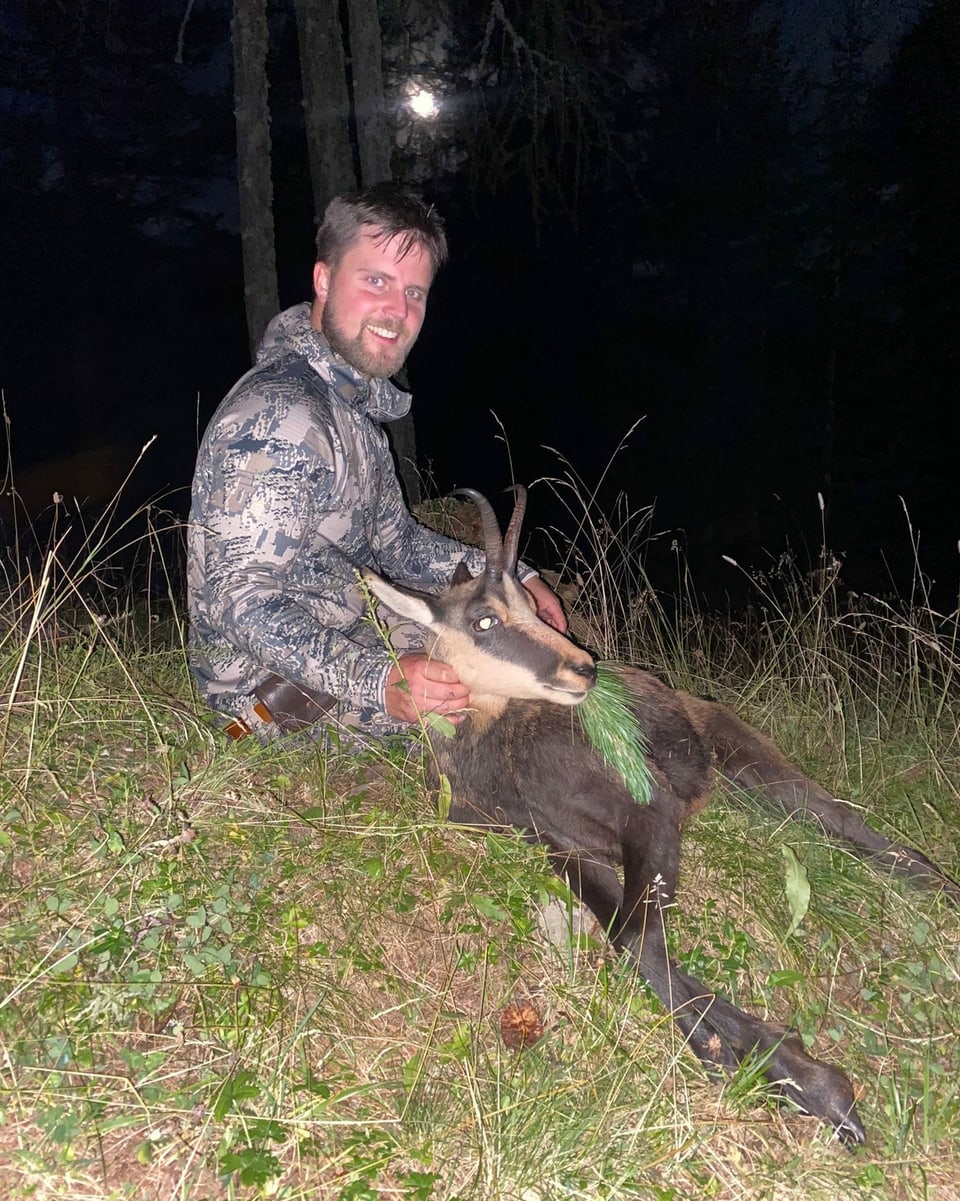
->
(499, 1002, 544, 1050)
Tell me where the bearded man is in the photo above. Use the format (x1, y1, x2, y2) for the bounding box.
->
(188, 183, 563, 740)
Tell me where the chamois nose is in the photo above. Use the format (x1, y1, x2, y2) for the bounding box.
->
(573, 660, 598, 684)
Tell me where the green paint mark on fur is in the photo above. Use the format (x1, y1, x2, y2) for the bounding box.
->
(577, 663, 653, 805)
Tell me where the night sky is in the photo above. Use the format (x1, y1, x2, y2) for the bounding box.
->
(1, 0, 957, 608)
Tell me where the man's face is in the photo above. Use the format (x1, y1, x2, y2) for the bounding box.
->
(311, 228, 434, 379)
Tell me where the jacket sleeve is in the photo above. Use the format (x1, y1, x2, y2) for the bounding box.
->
(369, 433, 538, 584)
(193, 398, 403, 724)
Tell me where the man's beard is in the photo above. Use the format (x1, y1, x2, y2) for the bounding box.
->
(321, 299, 411, 379)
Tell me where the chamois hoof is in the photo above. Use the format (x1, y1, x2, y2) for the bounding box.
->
(768, 1033, 866, 1146)
(834, 1105, 867, 1148)
(879, 844, 960, 908)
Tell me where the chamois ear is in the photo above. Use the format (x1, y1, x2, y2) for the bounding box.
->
(361, 569, 438, 628)
(451, 560, 474, 586)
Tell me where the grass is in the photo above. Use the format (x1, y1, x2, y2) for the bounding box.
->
(0, 479, 959, 1200)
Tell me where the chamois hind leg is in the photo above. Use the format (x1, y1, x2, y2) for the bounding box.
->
(611, 801, 866, 1144)
(689, 695, 960, 905)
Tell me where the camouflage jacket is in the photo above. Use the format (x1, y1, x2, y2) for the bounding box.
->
(188, 303, 532, 732)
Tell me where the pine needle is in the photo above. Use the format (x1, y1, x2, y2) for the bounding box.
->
(577, 662, 653, 805)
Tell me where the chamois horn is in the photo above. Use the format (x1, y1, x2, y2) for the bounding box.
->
(455, 489, 504, 579)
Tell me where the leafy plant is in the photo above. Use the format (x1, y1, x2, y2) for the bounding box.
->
(577, 662, 653, 804)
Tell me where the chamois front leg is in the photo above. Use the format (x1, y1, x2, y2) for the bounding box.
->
(552, 800, 743, 1076)
(613, 802, 866, 1144)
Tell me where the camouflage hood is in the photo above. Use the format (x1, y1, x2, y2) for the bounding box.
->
(256, 302, 412, 423)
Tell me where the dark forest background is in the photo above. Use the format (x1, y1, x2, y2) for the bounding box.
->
(1, 0, 958, 608)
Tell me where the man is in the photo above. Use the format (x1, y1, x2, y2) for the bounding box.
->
(188, 183, 563, 740)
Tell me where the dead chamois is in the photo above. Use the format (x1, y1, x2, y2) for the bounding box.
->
(364, 487, 959, 1145)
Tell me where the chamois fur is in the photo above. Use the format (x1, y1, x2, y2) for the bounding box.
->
(365, 487, 960, 1146)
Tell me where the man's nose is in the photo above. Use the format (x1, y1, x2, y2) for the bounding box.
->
(381, 287, 408, 320)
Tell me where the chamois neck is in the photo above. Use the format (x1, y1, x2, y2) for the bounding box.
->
(461, 693, 510, 728)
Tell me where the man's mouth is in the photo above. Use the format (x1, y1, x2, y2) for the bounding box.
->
(366, 323, 402, 342)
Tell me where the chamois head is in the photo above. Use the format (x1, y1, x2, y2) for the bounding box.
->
(363, 487, 597, 710)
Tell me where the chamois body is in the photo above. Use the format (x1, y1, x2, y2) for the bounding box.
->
(434, 692, 704, 859)
(365, 488, 960, 1147)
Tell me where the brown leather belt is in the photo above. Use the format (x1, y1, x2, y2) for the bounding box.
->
(224, 675, 335, 739)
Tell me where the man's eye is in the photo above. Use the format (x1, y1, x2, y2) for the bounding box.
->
(368, 275, 384, 287)
(473, 615, 499, 632)
(406, 288, 424, 302)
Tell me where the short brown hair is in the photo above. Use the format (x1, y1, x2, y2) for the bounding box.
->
(315, 182, 448, 273)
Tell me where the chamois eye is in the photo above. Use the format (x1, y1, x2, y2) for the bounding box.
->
(473, 614, 499, 632)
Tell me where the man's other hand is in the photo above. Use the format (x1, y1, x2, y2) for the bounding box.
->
(522, 576, 568, 633)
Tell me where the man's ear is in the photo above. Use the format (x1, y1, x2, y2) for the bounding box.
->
(312, 261, 330, 302)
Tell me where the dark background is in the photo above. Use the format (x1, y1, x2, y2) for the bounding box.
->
(1, 0, 957, 608)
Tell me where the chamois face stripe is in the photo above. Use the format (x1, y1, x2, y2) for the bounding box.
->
(472, 622, 579, 680)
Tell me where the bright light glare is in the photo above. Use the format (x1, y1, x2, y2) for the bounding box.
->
(408, 87, 439, 119)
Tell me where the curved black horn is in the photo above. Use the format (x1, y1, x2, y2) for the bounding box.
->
(502, 485, 527, 577)
(454, 489, 504, 579)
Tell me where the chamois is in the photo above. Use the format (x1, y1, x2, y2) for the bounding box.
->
(364, 487, 959, 1145)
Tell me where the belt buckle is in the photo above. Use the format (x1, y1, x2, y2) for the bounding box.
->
(224, 701, 275, 741)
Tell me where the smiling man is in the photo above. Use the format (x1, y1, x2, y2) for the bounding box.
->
(188, 183, 563, 741)
(313, 230, 430, 379)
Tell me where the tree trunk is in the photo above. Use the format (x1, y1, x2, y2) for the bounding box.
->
(294, 0, 419, 501)
(345, 0, 393, 185)
(386, 405, 421, 505)
(348, 0, 416, 497)
(232, 0, 279, 360)
(293, 0, 357, 220)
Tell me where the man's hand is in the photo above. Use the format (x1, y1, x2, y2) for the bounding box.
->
(385, 652, 471, 724)
(522, 575, 568, 633)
